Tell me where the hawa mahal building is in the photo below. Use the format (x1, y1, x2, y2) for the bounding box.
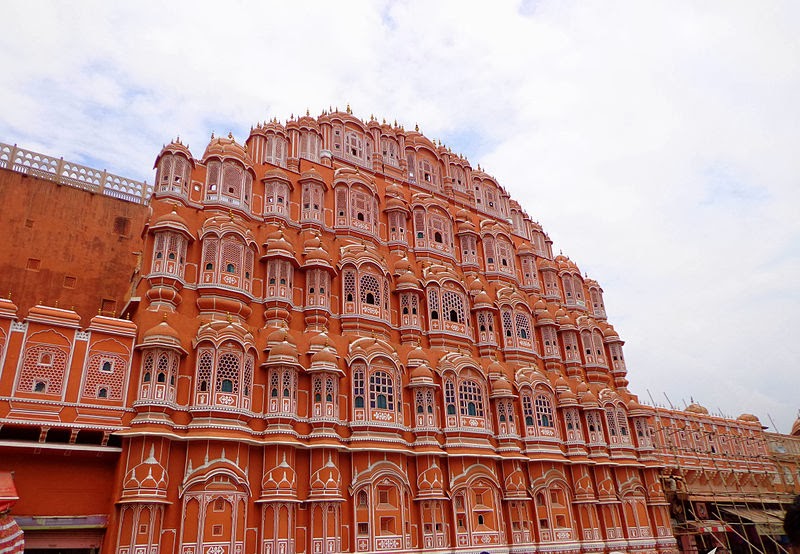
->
(0, 108, 797, 554)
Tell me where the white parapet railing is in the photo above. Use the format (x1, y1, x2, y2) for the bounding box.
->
(0, 142, 152, 204)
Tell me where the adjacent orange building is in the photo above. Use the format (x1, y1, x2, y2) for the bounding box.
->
(0, 110, 796, 554)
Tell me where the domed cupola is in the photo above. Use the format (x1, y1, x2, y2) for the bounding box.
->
(200, 133, 255, 213)
(490, 375, 515, 399)
(137, 318, 186, 353)
(203, 132, 253, 167)
(246, 119, 288, 167)
(154, 137, 194, 198)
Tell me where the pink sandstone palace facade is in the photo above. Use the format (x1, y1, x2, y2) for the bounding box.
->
(0, 109, 797, 554)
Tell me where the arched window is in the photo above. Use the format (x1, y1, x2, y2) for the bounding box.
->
(156, 153, 190, 196)
(352, 363, 400, 425)
(342, 267, 390, 322)
(353, 365, 366, 409)
(522, 388, 559, 439)
(193, 345, 253, 411)
(266, 366, 298, 416)
(200, 234, 254, 293)
(369, 370, 394, 411)
(205, 160, 252, 209)
(535, 395, 554, 428)
(442, 374, 488, 431)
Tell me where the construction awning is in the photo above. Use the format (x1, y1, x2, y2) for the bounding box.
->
(676, 520, 732, 535)
(720, 507, 785, 537)
(0, 472, 23, 553)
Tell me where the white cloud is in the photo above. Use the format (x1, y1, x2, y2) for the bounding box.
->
(1, 0, 798, 431)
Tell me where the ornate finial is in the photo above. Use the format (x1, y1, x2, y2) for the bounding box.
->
(7, 291, 11, 300)
(346, 103, 352, 114)
(393, 119, 397, 127)
(98, 307, 102, 315)
(382, 118, 386, 124)
(306, 108, 310, 116)
(370, 113, 375, 120)
(54, 300, 59, 308)
(227, 131, 233, 139)
(415, 123, 419, 132)
(210, 131, 215, 139)
(228, 208, 234, 220)
(126, 312, 130, 320)
(290, 113, 294, 120)
(162, 312, 168, 322)
(335, 106, 339, 112)
(226, 312, 233, 323)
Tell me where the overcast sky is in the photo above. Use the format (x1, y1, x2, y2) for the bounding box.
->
(2, 1, 798, 433)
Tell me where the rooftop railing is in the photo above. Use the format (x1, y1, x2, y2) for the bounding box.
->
(0, 142, 152, 204)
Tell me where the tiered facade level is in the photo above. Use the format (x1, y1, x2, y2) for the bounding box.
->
(0, 110, 797, 554)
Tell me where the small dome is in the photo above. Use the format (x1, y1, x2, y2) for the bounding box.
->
(203, 132, 252, 166)
(386, 184, 404, 197)
(311, 347, 338, 366)
(143, 319, 180, 341)
(685, 403, 709, 415)
(410, 362, 435, 382)
(304, 247, 333, 267)
(264, 167, 292, 184)
(263, 231, 297, 262)
(457, 220, 476, 233)
(791, 416, 800, 436)
(473, 290, 492, 307)
(557, 387, 578, 405)
(602, 325, 620, 339)
(385, 196, 408, 211)
(308, 331, 330, 351)
(299, 167, 325, 184)
(303, 233, 322, 250)
(154, 138, 193, 168)
(469, 278, 484, 293)
(487, 359, 505, 377)
(737, 413, 761, 424)
(269, 340, 298, 361)
(536, 307, 557, 325)
(580, 389, 599, 407)
(394, 256, 411, 273)
(151, 209, 191, 236)
(397, 269, 420, 288)
(491, 376, 514, 396)
(538, 259, 556, 271)
(266, 327, 291, 345)
(407, 346, 430, 367)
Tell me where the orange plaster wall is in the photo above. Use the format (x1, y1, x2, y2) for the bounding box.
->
(0, 450, 118, 516)
(0, 168, 148, 321)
